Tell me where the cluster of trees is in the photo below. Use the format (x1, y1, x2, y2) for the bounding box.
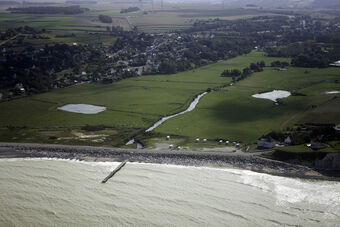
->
(98, 15, 112, 23)
(291, 55, 329, 68)
(221, 69, 241, 77)
(185, 14, 340, 69)
(267, 43, 340, 68)
(157, 37, 253, 74)
(267, 124, 340, 146)
(0, 43, 103, 94)
(250, 61, 265, 72)
(0, 26, 42, 40)
(113, 31, 153, 52)
(184, 37, 253, 66)
(120, 7, 139, 13)
(104, 25, 124, 34)
(7, 5, 88, 14)
(222, 62, 265, 82)
(271, 61, 289, 68)
(158, 60, 192, 74)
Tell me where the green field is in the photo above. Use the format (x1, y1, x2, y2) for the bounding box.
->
(1, 51, 339, 146)
(156, 62, 340, 143)
(128, 12, 192, 33)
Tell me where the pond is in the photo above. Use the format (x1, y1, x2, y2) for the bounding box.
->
(325, 91, 339, 94)
(252, 90, 291, 102)
(57, 104, 106, 114)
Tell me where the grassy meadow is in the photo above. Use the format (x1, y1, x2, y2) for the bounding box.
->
(1, 51, 339, 147)
(155, 63, 340, 143)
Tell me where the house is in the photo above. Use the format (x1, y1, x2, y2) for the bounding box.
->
(315, 153, 340, 170)
(90, 42, 102, 49)
(257, 137, 276, 149)
(0, 55, 6, 63)
(330, 60, 340, 67)
(284, 136, 292, 145)
(14, 83, 25, 93)
(335, 125, 340, 133)
(307, 143, 327, 151)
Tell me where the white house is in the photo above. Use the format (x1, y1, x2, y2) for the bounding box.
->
(284, 136, 292, 145)
(257, 137, 276, 149)
(330, 60, 340, 67)
(335, 125, 340, 133)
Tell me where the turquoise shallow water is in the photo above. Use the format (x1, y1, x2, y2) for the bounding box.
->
(0, 158, 340, 226)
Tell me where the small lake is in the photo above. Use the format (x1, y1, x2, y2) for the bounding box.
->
(325, 91, 340, 94)
(252, 90, 291, 102)
(58, 104, 106, 114)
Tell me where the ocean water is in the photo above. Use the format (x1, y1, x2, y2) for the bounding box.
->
(0, 158, 339, 226)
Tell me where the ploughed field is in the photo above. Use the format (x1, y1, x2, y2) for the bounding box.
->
(0, 52, 339, 147)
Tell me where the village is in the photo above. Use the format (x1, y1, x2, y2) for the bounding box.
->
(1, 13, 340, 101)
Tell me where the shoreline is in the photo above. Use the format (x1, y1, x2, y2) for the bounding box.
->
(1, 142, 339, 181)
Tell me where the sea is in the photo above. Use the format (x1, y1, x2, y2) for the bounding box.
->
(0, 158, 339, 226)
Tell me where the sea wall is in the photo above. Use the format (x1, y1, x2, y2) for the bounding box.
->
(0, 143, 331, 180)
(315, 153, 340, 170)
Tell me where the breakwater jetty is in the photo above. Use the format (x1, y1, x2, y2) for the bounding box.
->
(101, 160, 127, 183)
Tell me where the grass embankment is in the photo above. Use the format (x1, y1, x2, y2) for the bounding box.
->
(1, 52, 339, 147)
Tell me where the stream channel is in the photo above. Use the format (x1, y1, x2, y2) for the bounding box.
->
(126, 92, 208, 148)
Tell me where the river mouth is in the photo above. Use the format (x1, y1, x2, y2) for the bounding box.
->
(57, 104, 106, 114)
(252, 90, 291, 102)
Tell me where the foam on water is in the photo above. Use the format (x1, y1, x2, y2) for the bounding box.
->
(0, 159, 339, 226)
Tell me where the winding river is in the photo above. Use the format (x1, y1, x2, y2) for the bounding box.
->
(126, 91, 208, 146)
(145, 91, 208, 132)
